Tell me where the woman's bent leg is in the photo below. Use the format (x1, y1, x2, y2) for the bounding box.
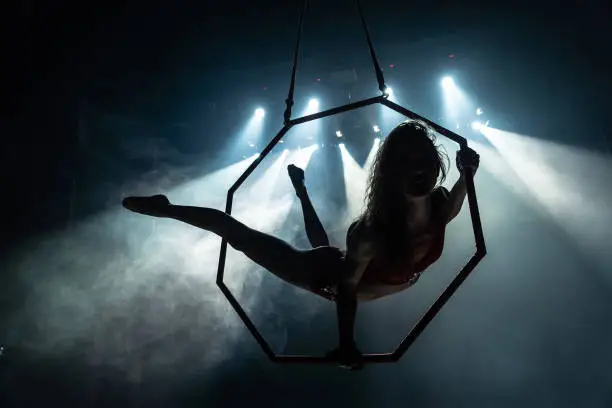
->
(297, 193, 330, 247)
(287, 164, 330, 247)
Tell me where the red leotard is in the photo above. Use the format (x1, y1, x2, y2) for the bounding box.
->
(359, 225, 446, 285)
(313, 187, 449, 300)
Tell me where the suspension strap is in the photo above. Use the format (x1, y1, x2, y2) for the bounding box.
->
(283, 0, 387, 124)
(356, 0, 387, 96)
(284, 0, 308, 125)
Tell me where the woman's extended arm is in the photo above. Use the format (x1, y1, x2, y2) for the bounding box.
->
(447, 147, 480, 221)
(335, 281, 359, 348)
(329, 226, 375, 367)
(335, 256, 371, 348)
(447, 174, 467, 221)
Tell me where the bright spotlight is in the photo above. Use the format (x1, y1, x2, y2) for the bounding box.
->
(336, 130, 343, 138)
(383, 87, 393, 96)
(248, 142, 255, 147)
(254, 153, 261, 158)
(303, 98, 321, 115)
(338, 143, 345, 148)
(441, 76, 454, 88)
(471, 121, 483, 131)
(374, 137, 380, 143)
(476, 107, 483, 115)
(254, 108, 265, 118)
(308, 99, 319, 110)
(373, 125, 380, 133)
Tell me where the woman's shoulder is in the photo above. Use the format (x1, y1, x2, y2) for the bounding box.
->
(346, 217, 376, 256)
(434, 186, 450, 200)
(432, 186, 451, 210)
(347, 217, 372, 239)
(346, 217, 367, 240)
(432, 186, 451, 225)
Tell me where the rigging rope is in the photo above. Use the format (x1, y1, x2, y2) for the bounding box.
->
(355, 0, 387, 96)
(283, 0, 388, 124)
(283, 0, 308, 125)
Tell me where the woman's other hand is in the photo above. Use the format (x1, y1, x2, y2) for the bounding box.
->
(327, 342, 364, 371)
(456, 147, 480, 174)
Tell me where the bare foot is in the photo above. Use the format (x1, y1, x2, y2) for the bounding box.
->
(122, 195, 170, 217)
(287, 164, 306, 197)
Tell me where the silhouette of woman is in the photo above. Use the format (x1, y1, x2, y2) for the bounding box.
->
(123, 120, 480, 369)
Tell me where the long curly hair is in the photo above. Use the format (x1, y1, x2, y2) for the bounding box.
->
(361, 120, 449, 265)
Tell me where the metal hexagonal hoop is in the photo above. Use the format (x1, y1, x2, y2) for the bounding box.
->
(216, 95, 487, 365)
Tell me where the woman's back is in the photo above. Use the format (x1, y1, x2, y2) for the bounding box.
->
(346, 186, 449, 287)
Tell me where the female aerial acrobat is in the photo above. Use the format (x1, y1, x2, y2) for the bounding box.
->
(122, 119, 480, 369)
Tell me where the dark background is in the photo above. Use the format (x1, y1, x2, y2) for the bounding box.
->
(1, 0, 611, 407)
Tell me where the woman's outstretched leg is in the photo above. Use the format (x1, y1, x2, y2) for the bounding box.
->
(287, 164, 330, 247)
(122, 195, 344, 289)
